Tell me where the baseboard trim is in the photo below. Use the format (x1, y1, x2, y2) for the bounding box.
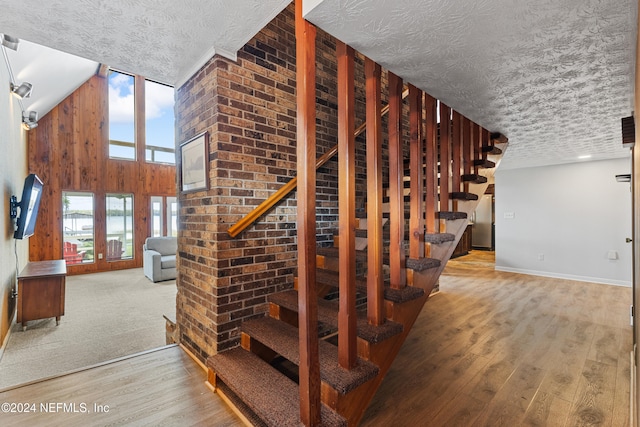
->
(494, 266, 632, 287)
(0, 311, 16, 364)
(207, 381, 253, 427)
(180, 343, 207, 372)
(191, 344, 253, 427)
(632, 350, 637, 427)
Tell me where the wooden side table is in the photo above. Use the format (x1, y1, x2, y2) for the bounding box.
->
(17, 260, 66, 331)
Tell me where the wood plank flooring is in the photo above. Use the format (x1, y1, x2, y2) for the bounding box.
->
(360, 251, 632, 426)
(0, 345, 243, 427)
(0, 251, 631, 426)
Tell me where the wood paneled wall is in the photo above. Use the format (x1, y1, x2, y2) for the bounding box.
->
(27, 73, 177, 275)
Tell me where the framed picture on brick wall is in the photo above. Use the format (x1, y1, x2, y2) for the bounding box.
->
(180, 131, 209, 192)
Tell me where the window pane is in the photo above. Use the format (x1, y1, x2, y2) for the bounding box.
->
(151, 196, 163, 237)
(106, 194, 134, 261)
(62, 192, 94, 265)
(167, 197, 178, 237)
(109, 70, 136, 160)
(145, 80, 175, 164)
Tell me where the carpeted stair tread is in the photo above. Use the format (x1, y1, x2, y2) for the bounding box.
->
(216, 381, 267, 427)
(490, 132, 508, 143)
(382, 194, 427, 204)
(269, 290, 403, 344)
(473, 159, 496, 168)
(208, 348, 346, 427)
(317, 246, 368, 261)
(424, 232, 456, 244)
(406, 257, 441, 272)
(461, 174, 488, 184)
(450, 192, 479, 201)
(376, 283, 424, 304)
(315, 268, 425, 304)
(242, 317, 379, 394)
(437, 211, 468, 220)
(482, 145, 503, 155)
(354, 229, 368, 238)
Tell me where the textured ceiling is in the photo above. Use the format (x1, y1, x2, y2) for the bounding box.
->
(0, 0, 290, 87)
(0, 0, 636, 170)
(305, 0, 637, 169)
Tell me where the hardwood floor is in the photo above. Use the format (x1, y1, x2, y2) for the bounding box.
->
(361, 251, 632, 426)
(0, 251, 631, 426)
(0, 345, 243, 427)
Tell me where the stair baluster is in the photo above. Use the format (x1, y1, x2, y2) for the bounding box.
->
(364, 58, 385, 326)
(409, 84, 425, 259)
(337, 40, 358, 370)
(451, 111, 462, 211)
(295, 0, 321, 423)
(387, 72, 406, 290)
(424, 94, 438, 233)
(440, 102, 452, 214)
(462, 116, 472, 193)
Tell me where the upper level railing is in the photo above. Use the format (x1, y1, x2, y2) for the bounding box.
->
(109, 139, 175, 164)
(226, 89, 409, 238)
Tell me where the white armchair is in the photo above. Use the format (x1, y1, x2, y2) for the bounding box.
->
(143, 236, 177, 282)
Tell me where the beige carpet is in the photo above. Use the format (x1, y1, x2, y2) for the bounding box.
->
(0, 268, 176, 389)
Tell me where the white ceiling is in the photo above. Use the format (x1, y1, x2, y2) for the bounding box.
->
(0, 0, 636, 170)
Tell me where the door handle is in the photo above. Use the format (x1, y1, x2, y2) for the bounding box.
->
(626, 238, 633, 243)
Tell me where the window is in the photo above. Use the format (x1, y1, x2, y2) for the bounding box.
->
(145, 80, 175, 164)
(108, 70, 136, 160)
(62, 192, 94, 265)
(150, 196, 178, 237)
(167, 197, 178, 237)
(106, 194, 134, 261)
(150, 196, 163, 237)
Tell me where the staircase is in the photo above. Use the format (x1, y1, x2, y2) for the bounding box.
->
(206, 4, 508, 426)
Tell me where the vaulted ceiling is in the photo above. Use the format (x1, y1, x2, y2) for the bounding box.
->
(0, 0, 636, 169)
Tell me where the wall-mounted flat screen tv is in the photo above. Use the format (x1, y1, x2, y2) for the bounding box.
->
(12, 174, 44, 240)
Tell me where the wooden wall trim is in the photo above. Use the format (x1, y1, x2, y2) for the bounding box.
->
(28, 73, 176, 275)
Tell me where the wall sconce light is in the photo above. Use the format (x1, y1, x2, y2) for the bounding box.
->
(1, 34, 19, 51)
(22, 110, 38, 130)
(10, 81, 32, 98)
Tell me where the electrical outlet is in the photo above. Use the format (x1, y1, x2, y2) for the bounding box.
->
(503, 212, 515, 219)
(537, 253, 544, 261)
(98, 253, 103, 259)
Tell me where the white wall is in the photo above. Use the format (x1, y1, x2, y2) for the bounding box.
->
(495, 158, 632, 287)
(0, 57, 29, 349)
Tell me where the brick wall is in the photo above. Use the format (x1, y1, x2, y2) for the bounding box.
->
(174, 4, 413, 361)
(176, 4, 343, 359)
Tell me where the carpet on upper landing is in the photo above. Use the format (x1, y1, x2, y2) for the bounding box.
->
(0, 268, 176, 390)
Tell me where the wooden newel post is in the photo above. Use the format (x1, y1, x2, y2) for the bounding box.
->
(295, 0, 321, 425)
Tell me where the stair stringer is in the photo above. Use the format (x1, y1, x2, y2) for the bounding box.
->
(334, 141, 508, 425)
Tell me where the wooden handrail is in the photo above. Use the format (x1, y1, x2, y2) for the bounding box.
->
(227, 88, 409, 238)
